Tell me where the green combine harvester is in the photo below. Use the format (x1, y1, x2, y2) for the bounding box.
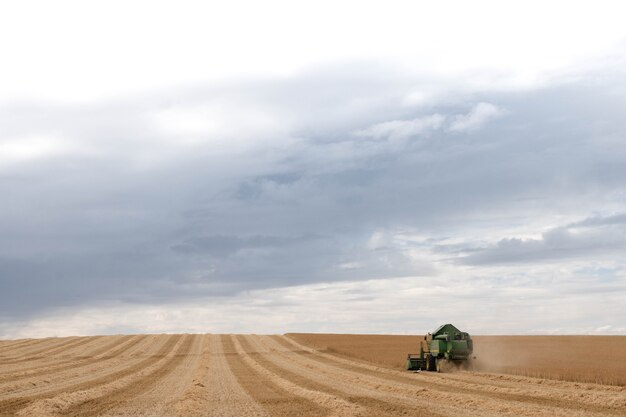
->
(406, 323, 474, 372)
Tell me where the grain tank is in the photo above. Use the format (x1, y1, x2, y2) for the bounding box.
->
(406, 323, 474, 372)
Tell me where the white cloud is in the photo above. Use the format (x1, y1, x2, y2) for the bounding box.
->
(0, 134, 95, 168)
(367, 229, 393, 250)
(355, 114, 445, 141)
(152, 106, 219, 138)
(149, 103, 287, 145)
(353, 103, 505, 143)
(448, 102, 504, 132)
(0, 135, 63, 161)
(338, 262, 362, 270)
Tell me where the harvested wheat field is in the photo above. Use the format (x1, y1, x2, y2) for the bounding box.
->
(1, 334, 625, 417)
(288, 334, 626, 386)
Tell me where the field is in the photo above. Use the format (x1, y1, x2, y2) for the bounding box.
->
(287, 334, 626, 386)
(0, 334, 624, 417)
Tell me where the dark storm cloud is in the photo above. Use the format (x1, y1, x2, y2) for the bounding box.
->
(2, 66, 626, 319)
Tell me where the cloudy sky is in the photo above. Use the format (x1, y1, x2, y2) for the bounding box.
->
(1, 0, 626, 338)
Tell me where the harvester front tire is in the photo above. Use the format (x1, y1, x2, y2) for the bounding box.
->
(427, 355, 436, 372)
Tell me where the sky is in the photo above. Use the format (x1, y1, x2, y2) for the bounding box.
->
(1, 0, 626, 338)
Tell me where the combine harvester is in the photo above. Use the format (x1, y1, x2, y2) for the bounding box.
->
(406, 323, 474, 372)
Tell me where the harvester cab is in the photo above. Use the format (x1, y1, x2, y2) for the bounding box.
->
(406, 323, 473, 372)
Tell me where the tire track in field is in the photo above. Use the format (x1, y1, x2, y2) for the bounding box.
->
(0, 335, 146, 385)
(0, 335, 154, 395)
(55, 334, 195, 417)
(0, 340, 26, 350)
(194, 334, 269, 417)
(261, 336, 516, 417)
(1, 338, 82, 359)
(168, 334, 270, 417)
(8, 335, 171, 416)
(0, 338, 63, 357)
(0, 339, 42, 353)
(0, 336, 118, 381)
(109, 334, 204, 416)
(166, 335, 213, 417)
(242, 335, 444, 417)
(35, 336, 103, 357)
(274, 336, 604, 417)
(0, 335, 179, 416)
(266, 334, 580, 416)
(232, 335, 364, 417)
(1, 337, 101, 365)
(75, 335, 137, 358)
(277, 335, 622, 417)
(428, 371, 626, 409)
(279, 335, 626, 413)
(224, 335, 329, 417)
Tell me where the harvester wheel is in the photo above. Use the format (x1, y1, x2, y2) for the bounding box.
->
(427, 355, 436, 371)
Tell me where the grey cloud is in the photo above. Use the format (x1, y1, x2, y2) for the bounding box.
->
(171, 234, 319, 257)
(354, 114, 445, 141)
(1, 65, 626, 321)
(458, 213, 626, 265)
(568, 213, 626, 228)
(448, 102, 504, 132)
